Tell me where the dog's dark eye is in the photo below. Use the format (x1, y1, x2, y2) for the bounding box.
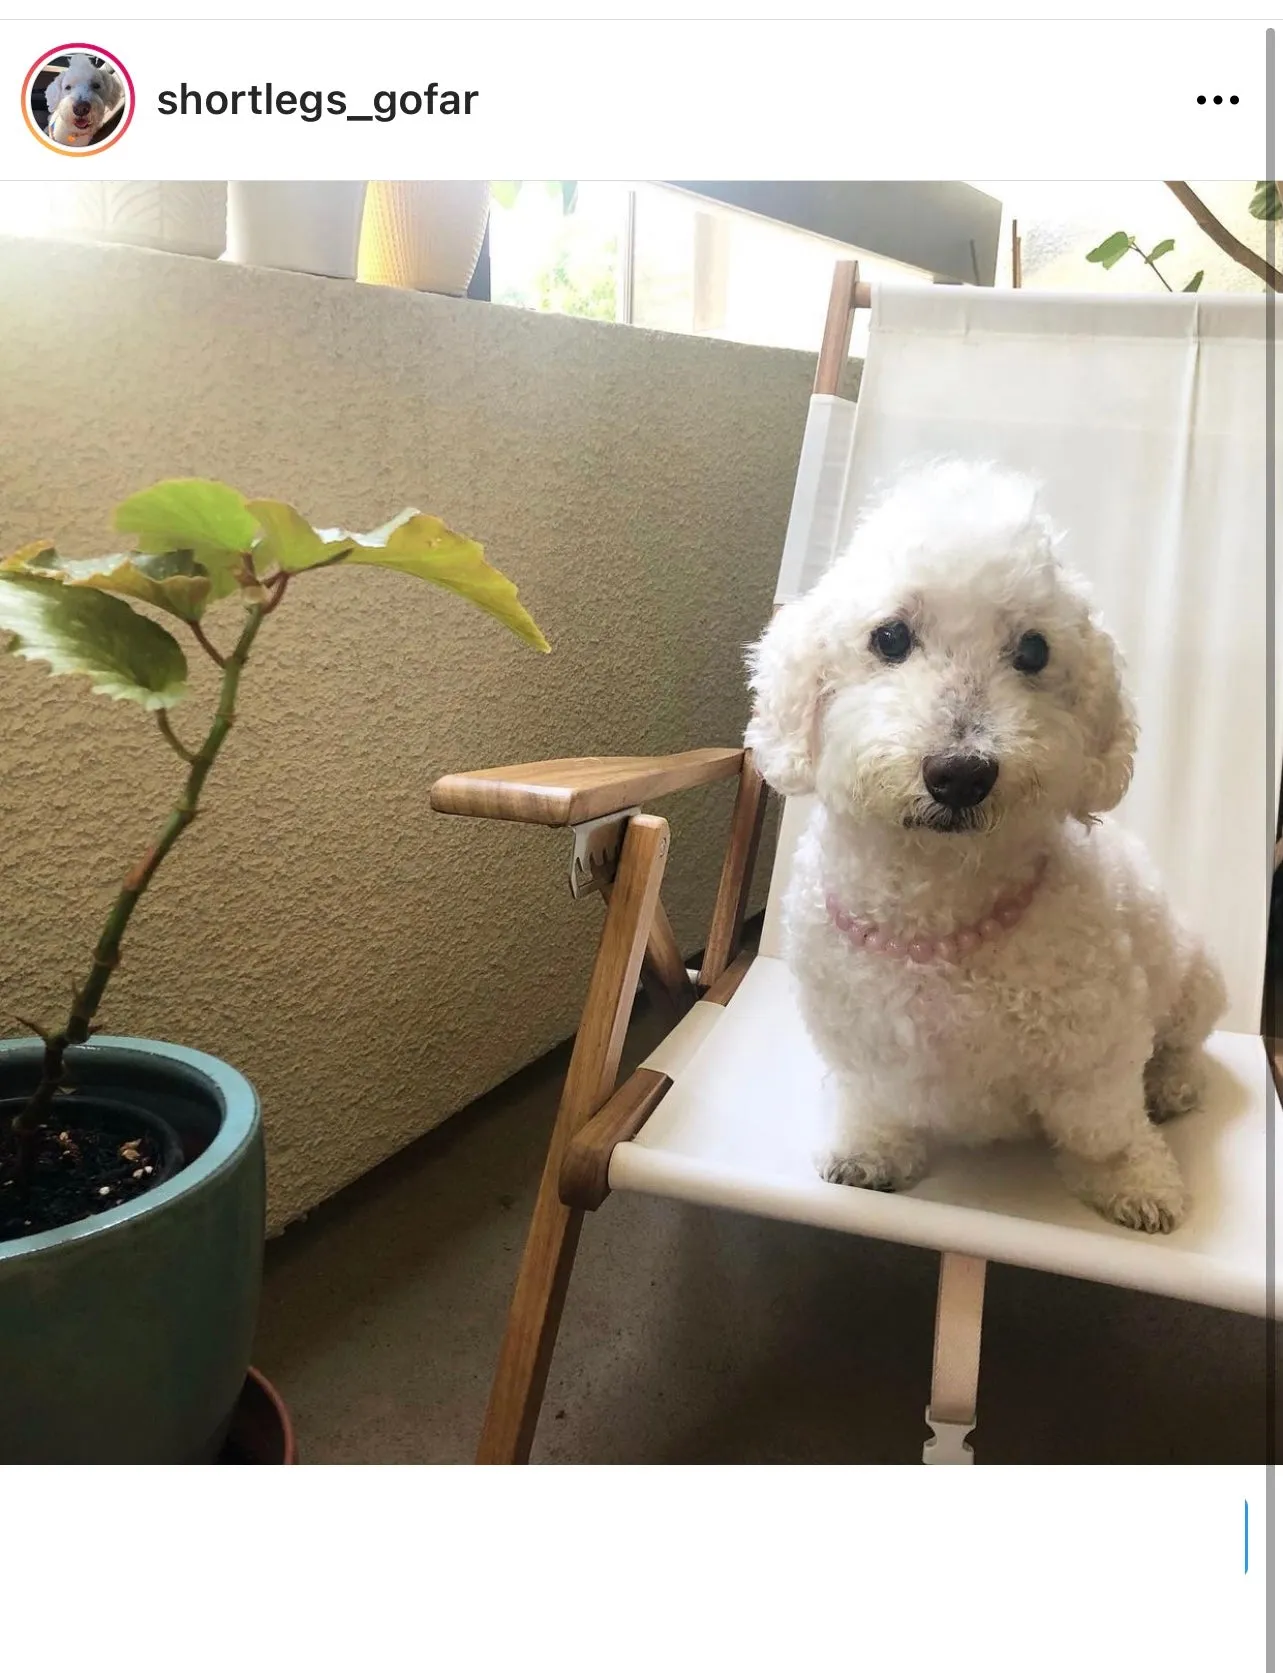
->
(871, 620, 913, 663)
(1013, 631, 1050, 674)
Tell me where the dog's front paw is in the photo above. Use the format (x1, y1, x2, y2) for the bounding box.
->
(1056, 1130, 1188, 1234)
(817, 1148, 924, 1193)
(1102, 1184, 1187, 1234)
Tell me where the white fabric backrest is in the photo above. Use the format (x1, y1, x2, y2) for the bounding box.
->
(763, 285, 1278, 1034)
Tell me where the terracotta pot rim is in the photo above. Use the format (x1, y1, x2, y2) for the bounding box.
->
(244, 1366, 297, 1464)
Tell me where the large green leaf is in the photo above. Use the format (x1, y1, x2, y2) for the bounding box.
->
(326, 511, 550, 652)
(1250, 181, 1282, 221)
(1147, 238, 1176, 261)
(114, 479, 259, 596)
(245, 499, 356, 574)
(1086, 231, 1132, 269)
(0, 572, 188, 707)
(2, 543, 211, 623)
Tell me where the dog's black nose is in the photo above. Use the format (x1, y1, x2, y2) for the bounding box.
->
(72, 101, 92, 116)
(922, 752, 999, 810)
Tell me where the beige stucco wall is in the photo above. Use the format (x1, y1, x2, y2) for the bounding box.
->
(0, 236, 837, 1230)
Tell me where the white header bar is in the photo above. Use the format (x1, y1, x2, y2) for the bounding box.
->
(6, 20, 1273, 179)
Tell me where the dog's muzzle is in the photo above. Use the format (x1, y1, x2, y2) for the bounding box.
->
(922, 751, 999, 811)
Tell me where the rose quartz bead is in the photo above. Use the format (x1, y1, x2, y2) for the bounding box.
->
(908, 939, 934, 963)
(935, 935, 958, 961)
(978, 917, 1004, 940)
(846, 922, 869, 945)
(864, 929, 886, 952)
(881, 939, 904, 958)
(996, 902, 1024, 928)
(953, 929, 980, 957)
(834, 909, 853, 932)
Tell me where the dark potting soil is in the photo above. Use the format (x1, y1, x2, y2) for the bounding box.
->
(0, 1121, 166, 1242)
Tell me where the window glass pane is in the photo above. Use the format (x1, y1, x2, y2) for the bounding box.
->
(488, 181, 623, 320)
(487, 181, 938, 353)
(632, 184, 933, 356)
(977, 180, 1267, 294)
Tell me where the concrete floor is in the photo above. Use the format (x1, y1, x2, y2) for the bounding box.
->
(255, 998, 1269, 1465)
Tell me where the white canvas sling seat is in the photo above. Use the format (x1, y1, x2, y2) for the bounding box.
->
(431, 263, 1280, 1466)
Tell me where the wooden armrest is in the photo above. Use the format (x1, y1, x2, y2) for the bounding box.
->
(430, 747, 745, 827)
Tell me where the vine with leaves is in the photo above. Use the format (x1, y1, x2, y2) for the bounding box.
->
(1087, 180, 1281, 293)
(0, 479, 549, 1182)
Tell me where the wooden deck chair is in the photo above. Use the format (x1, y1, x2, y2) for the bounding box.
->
(432, 263, 1279, 1465)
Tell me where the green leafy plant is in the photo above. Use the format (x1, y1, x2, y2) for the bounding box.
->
(1249, 180, 1283, 222)
(1085, 230, 1204, 293)
(1087, 181, 1281, 293)
(1, 479, 549, 1181)
(491, 180, 579, 214)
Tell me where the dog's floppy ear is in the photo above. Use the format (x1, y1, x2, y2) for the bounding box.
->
(100, 65, 124, 113)
(1073, 612, 1137, 821)
(745, 593, 830, 797)
(43, 71, 64, 114)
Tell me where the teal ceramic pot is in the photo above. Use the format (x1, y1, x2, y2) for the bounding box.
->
(0, 1037, 264, 1464)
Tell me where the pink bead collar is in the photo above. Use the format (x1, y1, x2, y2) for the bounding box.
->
(826, 856, 1048, 965)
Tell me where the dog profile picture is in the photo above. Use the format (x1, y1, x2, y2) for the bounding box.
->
(23, 44, 133, 154)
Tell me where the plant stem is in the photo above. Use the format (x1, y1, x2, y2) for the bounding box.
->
(1131, 240, 1174, 292)
(156, 710, 197, 763)
(263, 572, 291, 613)
(190, 620, 228, 668)
(10, 603, 268, 1174)
(1164, 182, 1283, 292)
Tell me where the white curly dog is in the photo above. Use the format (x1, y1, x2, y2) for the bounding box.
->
(44, 55, 125, 147)
(747, 459, 1225, 1235)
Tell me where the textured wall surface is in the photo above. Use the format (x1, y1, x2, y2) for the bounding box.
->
(0, 235, 831, 1230)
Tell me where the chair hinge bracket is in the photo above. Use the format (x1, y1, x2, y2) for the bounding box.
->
(568, 808, 641, 900)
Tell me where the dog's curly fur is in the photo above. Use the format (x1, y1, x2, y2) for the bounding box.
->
(44, 55, 125, 148)
(747, 459, 1225, 1234)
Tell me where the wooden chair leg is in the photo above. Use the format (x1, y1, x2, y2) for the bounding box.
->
(923, 1252, 987, 1465)
(476, 814, 672, 1464)
(640, 896, 697, 1024)
(699, 751, 768, 991)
